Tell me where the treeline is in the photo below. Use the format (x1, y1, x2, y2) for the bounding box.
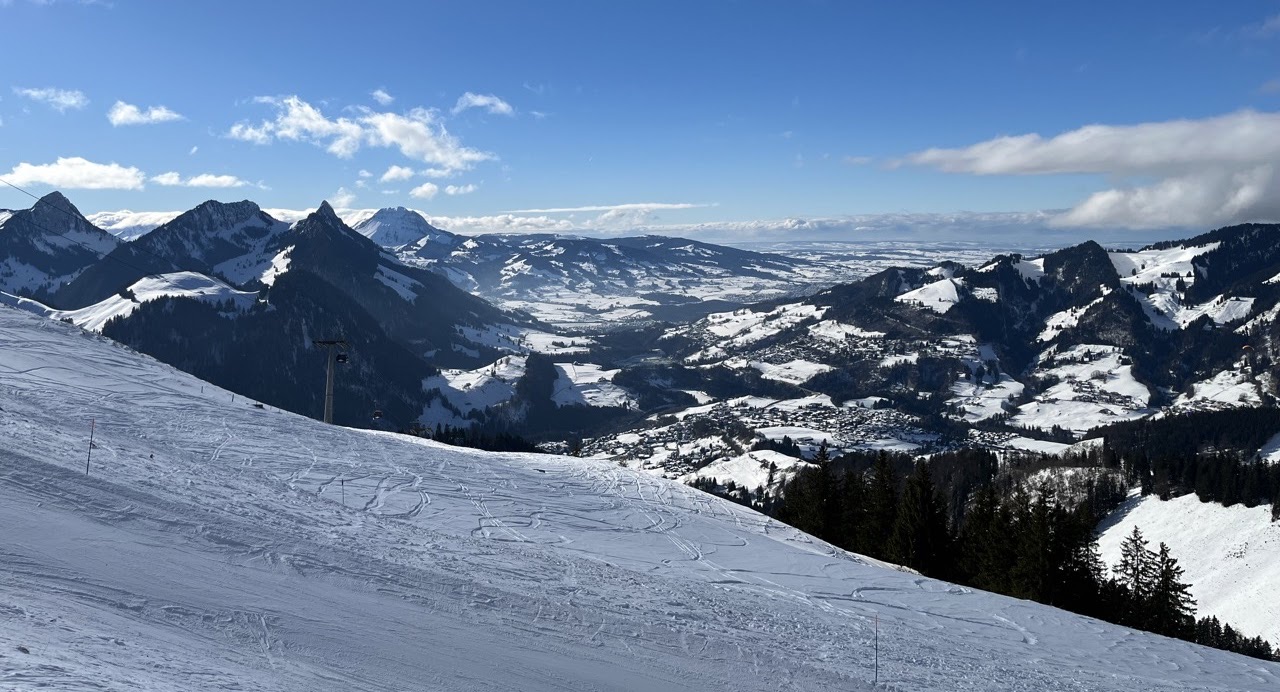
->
(763, 449, 1276, 662)
(1089, 410, 1280, 520)
(403, 422, 540, 454)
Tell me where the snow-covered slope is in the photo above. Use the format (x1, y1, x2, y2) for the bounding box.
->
(894, 277, 962, 314)
(1, 305, 1276, 691)
(1098, 492, 1280, 645)
(1, 271, 256, 332)
(422, 355, 635, 427)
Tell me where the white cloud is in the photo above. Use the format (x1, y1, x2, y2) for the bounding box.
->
(189, 145, 199, 155)
(371, 88, 394, 106)
(361, 109, 495, 171)
(444, 183, 478, 196)
(1053, 166, 1280, 229)
(151, 171, 250, 188)
(843, 155, 873, 165)
(902, 110, 1280, 176)
(331, 186, 357, 208)
(506, 202, 711, 214)
(409, 182, 439, 199)
(13, 86, 88, 112)
(227, 122, 272, 145)
(107, 100, 183, 126)
(227, 96, 494, 175)
(902, 109, 1280, 229)
(451, 92, 514, 116)
(3, 156, 144, 189)
(379, 165, 415, 183)
(357, 169, 372, 178)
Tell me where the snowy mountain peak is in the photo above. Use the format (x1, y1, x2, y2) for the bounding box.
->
(0, 190, 119, 296)
(353, 206, 454, 248)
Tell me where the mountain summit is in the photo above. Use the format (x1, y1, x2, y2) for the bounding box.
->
(352, 206, 454, 248)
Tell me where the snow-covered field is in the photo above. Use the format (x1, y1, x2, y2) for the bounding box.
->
(895, 277, 962, 314)
(1098, 492, 1280, 645)
(1, 305, 1277, 691)
(1013, 345, 1152, 433)
(422, 356, 635, 427)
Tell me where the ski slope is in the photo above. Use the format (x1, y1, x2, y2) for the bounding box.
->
(0, 305, 1277, 691)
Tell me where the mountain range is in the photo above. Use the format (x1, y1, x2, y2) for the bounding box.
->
(4, 190, 1280, 661)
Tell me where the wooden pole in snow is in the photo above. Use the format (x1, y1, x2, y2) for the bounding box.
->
(874, 613, 879, 686)
(85, 418, 95, 475)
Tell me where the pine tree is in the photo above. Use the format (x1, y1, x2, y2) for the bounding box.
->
(839, 470, 869, 554)
(888, 461, 949, 576)
(860, 453, 899, 560)
(957, 483, 1011, 593)
(813, 440, 831, 466)
(776, 465, 830, 540)
(1149, 542, 1196, 638)
(1113, 526, 1155, 627)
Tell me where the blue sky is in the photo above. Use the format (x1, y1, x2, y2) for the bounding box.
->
(1, 0, 1279, 240)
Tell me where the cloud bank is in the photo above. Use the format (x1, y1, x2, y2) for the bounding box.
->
(903, 109, 1280, 229)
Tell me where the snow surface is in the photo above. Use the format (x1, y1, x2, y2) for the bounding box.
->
(1038, 290, 1108, 342)
(679, 450, 812, 493)
(552, 362, 635, 408)
(894, 277, 962, 314)
(1172, 367, 1262, 410)
(423, 356, 635, 424)
(1097, 492, 1280, 645)
(699, 304, 827, 351)
(724, 358, 833, 386)
(1013, 344, 1152, 434)
(1, 305, 1277, 691)
(808, 320, 885, 342)
(1108, 243, 1254, 330)
(1260, 432, 1280, 464)
(1, 271, 256, 332)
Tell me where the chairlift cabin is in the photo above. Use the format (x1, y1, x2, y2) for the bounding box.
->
(372, 409, 383, 420)
(335, 353, 350, 364)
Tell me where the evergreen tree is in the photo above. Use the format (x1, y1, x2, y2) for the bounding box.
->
(957, 483, 1012, 593)
(838, 470, 870, 554)
(1149, 542, 1196, 638)
(888, 461, 950, 576)
(860, 453, 899, 559)
(775, 465, 829, 540)
(1114, 526, 1155, 627)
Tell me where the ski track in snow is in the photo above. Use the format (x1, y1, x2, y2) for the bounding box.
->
(0, 307, 1277, 691)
